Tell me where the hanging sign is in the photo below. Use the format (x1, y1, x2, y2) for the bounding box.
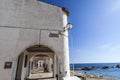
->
(49, 33, 59, 38)
(4, 62, 12, 69)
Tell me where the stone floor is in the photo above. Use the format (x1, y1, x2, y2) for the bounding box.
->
(27, 78, 56, 80)
(27, 68, 56, 80)
(28, 72, 53, 79)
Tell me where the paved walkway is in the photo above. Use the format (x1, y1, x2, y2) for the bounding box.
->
(27, 72, 56, 80)
(27, 78, 56, 80)
(28, 72, 53, 78)
(27, 68, 56, 80)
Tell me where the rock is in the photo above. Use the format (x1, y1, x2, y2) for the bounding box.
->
(81, 67, 93, 71)
(102, 66, 109, 69)
(75, 73, 86, 80)
(70, 70, 75, 76)
(116, 64, 120, 68)
(111, 66, 114, 68)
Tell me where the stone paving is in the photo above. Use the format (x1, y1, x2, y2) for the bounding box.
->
(27, 78, 56, 80)
(28, 72, 53, 79)
(27, 68, 56, 80)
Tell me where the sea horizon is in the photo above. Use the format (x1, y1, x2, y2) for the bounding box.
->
(70, 62, 120, 64)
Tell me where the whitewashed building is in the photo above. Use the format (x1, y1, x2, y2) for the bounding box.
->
(0, 0, 71, 80)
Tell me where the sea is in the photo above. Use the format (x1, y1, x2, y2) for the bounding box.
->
(70, 63, 120, 80)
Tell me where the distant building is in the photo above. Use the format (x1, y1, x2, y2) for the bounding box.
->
(0, 0, 71, 80)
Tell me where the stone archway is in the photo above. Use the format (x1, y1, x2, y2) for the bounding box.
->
(28, 54, 54, 79)
(15, 45, 58, 80)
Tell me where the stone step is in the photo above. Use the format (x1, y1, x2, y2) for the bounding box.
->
(26, 78, 56, 80)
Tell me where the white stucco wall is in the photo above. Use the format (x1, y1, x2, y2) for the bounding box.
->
(0, 0, 70, 80)
(0, 0, 63, 30)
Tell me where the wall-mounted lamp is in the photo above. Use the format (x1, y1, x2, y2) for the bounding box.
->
(64, 23, 72, 32)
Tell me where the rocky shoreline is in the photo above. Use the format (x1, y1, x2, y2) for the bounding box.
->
(70, 70, 116, 80)
(70, 64, 120, 80)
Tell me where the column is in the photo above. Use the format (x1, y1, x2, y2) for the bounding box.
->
(63, 31, 70, 77)
(53, 54, 57, 77)
(62, 13, 70, 77)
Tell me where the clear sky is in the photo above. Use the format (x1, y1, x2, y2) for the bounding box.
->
(41, 0, 120, 63)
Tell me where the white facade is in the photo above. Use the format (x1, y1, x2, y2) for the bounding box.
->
(0, 0, 70, 80)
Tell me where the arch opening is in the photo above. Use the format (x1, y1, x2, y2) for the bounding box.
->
(15, 45, 58, 80)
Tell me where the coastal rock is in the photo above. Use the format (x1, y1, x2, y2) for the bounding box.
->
(102, 66, 109, 69)
(116, 64, 120, 68)
(81, 67, 93, 71)
(111, 66, 115, 68)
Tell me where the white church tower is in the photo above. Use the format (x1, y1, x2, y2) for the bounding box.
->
(0, 0, 72, 80)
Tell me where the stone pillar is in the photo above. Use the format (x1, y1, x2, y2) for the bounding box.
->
(62, 14, 70, 77)
(29, 61, 32, 74)
(48, 58, 52, 72)
(37, 61, 39, 68)
(63, 31, 70, 77)
(53, 54, 57, 77)
(27, 61, 30, 77)
(11, 57, 18, 80)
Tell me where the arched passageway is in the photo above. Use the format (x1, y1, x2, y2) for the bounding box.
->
(15, 45, 58, 80)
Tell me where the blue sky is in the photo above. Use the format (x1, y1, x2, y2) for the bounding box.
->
(41, 0, 120, 63)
